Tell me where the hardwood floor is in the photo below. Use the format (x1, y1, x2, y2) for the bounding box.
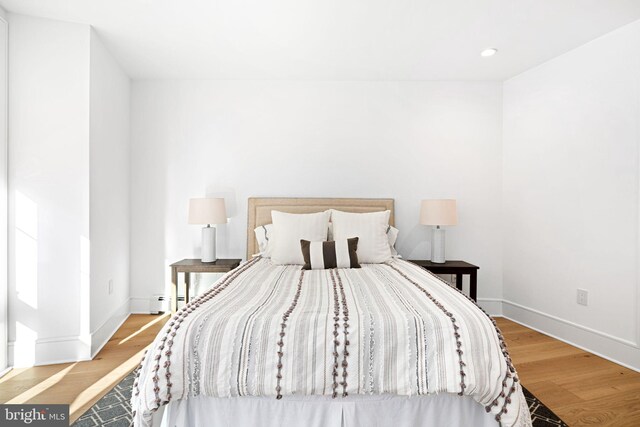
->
(0, 314, 169, 423)
(496, 317, 640, 426)
(0, 315, 638, 425)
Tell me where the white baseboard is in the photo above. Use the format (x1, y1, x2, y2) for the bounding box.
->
(0, 366, 12, 379)
(8, 335, 92, 367)
(477, 298, 503, 316)
(8, 298, 133, 367)
(499, 299, 640, 372)
(130, 296, 152, 314)
(90, 298, 131, 357)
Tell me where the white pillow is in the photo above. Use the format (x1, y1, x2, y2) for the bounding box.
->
(328, 222, 400, 257)
(254, 224, 274, 257)
(331, 210, 392, 263)
(387, 225, 400, 257)
(271, 211, 331, 265)
(255, 215, 333, 258)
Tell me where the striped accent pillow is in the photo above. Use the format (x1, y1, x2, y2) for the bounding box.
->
(300, 238, 361, 270)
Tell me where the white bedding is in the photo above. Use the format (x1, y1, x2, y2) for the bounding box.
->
(155, 394, 497, 427)
(133, 258, 531, 426)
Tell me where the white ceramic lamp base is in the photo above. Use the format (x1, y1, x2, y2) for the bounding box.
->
(431, 226, 446, 263)
(201, 225, 217, 262)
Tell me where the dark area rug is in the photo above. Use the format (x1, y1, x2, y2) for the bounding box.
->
(522, 386, 569, 426)
(72, 371, 135, 427)
(73, 369, 568, 426)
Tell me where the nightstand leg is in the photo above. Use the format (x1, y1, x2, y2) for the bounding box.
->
(455, 274, 463, 291)
(185, 272, 191, 305)
(171, 267, 178, 313)
(470, 271, 477, 302)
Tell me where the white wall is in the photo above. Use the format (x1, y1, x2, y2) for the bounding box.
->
(89, 29, 131, 356)
(130, 80, 504, 313)
(502, 20, 640, 370)
(8, 14, 91, 365)
(7, 14, 132, 366)
(0, 6, 8, 375)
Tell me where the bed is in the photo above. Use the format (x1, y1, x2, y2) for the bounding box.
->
(132, 198, 531, 427)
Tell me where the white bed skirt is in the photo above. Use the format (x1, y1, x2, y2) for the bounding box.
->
(153, 393, 497, 427)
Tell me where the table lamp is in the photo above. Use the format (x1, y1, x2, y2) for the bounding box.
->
(188, 198, 227, 262)
(420, 199, 457, 263)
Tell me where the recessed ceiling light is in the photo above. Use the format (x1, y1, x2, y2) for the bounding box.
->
(481, 48, 498, 57)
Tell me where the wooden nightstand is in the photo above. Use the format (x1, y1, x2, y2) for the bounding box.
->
(170, 258, 241, 312)
(408, 260, 479, 302)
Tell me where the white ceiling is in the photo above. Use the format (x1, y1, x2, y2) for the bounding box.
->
(2, 0, 640, 80)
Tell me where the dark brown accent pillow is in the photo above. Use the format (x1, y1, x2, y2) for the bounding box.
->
(300, 237, 360, 270)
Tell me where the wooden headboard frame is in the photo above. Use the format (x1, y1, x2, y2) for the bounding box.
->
(247, 197, 395, 259)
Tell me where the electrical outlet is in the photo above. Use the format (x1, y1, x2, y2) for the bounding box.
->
(108, 279, 114, 295)
(577, 289, 588, 306)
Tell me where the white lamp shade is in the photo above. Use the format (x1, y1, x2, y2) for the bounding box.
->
(420, 199, 457, 226)
(188, 198, 227, 225)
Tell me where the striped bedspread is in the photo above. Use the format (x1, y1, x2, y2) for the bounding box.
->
(132, 258, 531, 426)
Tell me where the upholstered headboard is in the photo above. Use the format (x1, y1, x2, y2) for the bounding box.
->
(246, 197, 395, 259)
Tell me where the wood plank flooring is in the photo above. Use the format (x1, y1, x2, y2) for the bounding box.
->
(496, 317, 640, 426)
(0, 314, 169, 423)
(0, 314, 638, 426)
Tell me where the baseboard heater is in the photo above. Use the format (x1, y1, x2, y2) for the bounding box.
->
(151, 294, 184, 314)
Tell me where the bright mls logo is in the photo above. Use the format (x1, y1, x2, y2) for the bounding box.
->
(0, 405, 68, 426)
